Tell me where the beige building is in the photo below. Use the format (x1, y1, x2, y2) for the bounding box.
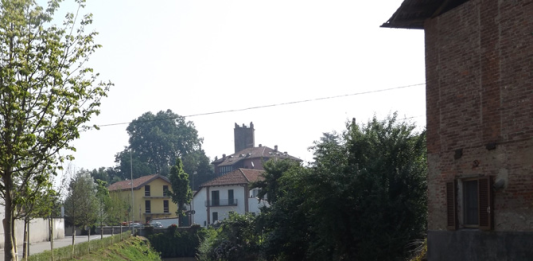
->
(108, 174, 177, 223)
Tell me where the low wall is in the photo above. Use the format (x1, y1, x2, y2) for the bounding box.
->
(0, 218, 65, 249)
(428, 230, 533, 261)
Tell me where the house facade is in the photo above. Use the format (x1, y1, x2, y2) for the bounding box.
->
(212, 122, 301, 176)
(383, 1, 533, 260)
(108, 174, 178, 224)
(192, 168, 269, 227)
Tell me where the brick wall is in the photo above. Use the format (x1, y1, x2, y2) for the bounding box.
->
(425, 0, 533, 231)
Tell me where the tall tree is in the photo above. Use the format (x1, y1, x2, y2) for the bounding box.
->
(64, 171, 98, 252)
(117, 110, 203, 177)
(255, 114, 427, 260)
(182, 149, 215, 191)
(169, 158, 192, 227)
(251, 159, 299, 205)
(0, 0, 110, 259)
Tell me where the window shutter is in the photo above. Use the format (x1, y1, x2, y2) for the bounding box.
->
(478, 176, 493, 230)
(446, 181, 457, 230)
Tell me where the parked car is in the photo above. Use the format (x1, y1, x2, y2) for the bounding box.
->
(130, 223, 143, 228)
(150, 222, 163, 228)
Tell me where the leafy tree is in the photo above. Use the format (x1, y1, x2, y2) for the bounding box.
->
(116, 110, 203, 177)
(64, 171, 98, 253)
(251, 159, 299, 204)
(114, 150, 154, 179)
(107, 191, 129, 237)
(89, 167, 122, 184)
(169, 158, 192, 227)
(182, 149, 215, 191)
(0, 0, 110, 259)
(95, 179, 111, 239)
(257, 166, 314, 261)
(13, 174, 58, 260)
(198, 213, 262, 261)
(255, 114, 427, 260)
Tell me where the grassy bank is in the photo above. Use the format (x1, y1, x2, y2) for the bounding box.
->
(71, 236, 161, 261)
(28, 233, 161, 261)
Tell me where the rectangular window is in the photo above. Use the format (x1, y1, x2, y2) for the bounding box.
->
(163, 200, 169, 213)
(145, 200, 151, 214)
(213, 212, 218, 223)
(212, 191, 220, 206)
(228, 189, 234, 205)
(463, 180, 479, 226)
(145, 185, 151, 196)
(163, 185, 169, 196)
(446, 177, 493, 231)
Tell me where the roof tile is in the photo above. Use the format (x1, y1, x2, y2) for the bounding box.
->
(108, 174, 170, 191)
(200, 168, 264, 187)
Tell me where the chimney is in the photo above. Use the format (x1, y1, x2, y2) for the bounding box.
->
(258, 144, 262, 147)
(274, 145, 278, 152)
(223, 154, 226, 159)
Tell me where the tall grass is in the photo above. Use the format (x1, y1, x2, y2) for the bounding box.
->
(28, 232, 132, 261)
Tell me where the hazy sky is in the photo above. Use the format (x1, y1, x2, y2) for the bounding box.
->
(56, 0, 426, 171)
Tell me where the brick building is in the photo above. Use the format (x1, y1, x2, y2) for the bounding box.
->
(383, 0, 533, 260)
(212, 123, 301, 176)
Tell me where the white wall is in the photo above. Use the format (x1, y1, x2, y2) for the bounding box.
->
(193, 185, 269, 227)
(248, 197, 269, 215)
(192, 187, 208, 226)
(0, 218, 65, 248)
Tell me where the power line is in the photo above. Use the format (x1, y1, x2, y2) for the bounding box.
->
(96, 83, 425, 128)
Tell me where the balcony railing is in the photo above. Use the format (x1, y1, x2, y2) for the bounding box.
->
(205, 199, 238, 207)
(143, 195, 171, 199)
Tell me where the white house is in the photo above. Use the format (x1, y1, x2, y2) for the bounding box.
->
(192, 168, 269, 227)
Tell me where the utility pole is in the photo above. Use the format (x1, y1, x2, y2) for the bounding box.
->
(130, 149, 134, 235)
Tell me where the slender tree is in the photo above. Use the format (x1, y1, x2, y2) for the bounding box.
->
(0, 0, 111, 259)
(95, 179, 111, 239)
(169, 158, 192, 227)
(64, 172, 98, 254)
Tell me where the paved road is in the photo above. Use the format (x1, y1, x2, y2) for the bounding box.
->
(0, 234, 112, 261)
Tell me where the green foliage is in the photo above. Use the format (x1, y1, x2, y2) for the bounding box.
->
(169, 158, 192, 226)
(147, 224, 207, 258)
(89, 167, 122, 184)
(198, 213, 263, 261)
(107, 192, 129, 226)
(204, 114, 427, 261)
(251, 159, 300, 205)
(95, 179, 112, 236)
(0, 0, 111, 258)
(182, 149, 216, 191)
(116, 110, 204, 177)
(64, 172, 98, 230)
(27, 232, 138, 261)
(258, 114, 427, 261)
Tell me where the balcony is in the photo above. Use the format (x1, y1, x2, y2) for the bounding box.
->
(143, 195, 171, 199)
(205, 199, 238, 207)
(144, 212, 172, 216)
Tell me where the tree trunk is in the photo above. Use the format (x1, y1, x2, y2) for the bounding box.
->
(71, 228, 76, 258)
(12, 215, 18, 261)
(50, 218, 54, 261)
(3, 174, 16, 261)
(87, 226, 91, 253)
(100, 221, 103, 239)
(22, 220, 28, 260)
(28, 221, 31, 257)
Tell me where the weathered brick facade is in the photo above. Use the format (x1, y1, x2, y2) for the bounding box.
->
(384, 0, 533, 259)
(424, 0, 533, 232)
